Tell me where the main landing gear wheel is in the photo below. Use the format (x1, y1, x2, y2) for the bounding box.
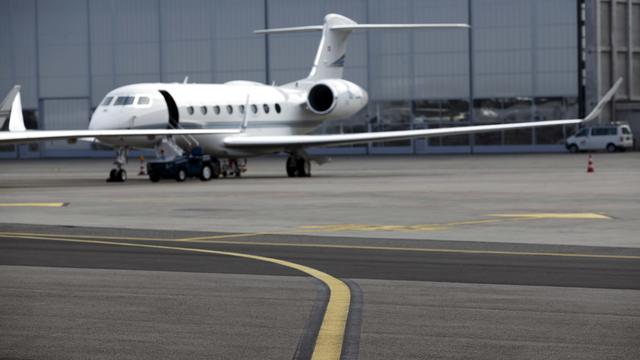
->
(286, 156, 311, 177)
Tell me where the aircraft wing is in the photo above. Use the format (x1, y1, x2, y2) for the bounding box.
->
(225, 78, 623, 149)
(0, 128, 240, 145)
(0, 89, 240, 145)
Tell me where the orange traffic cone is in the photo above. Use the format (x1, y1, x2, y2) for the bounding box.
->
(586, 154, 594, 173)
(138, 155, 146, 176)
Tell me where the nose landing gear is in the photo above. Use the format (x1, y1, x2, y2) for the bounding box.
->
(107, 147, 128, 182)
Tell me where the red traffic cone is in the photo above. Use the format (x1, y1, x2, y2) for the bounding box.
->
(586, 154, 594, 173)
(138, 155, 146, 176)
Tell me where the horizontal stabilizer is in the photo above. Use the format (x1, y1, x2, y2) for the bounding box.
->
(331, 23, 470, 31)
(254, 23, 469, 34)
(254, 25, 323, 34)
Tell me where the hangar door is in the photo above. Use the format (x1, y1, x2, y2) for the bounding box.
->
(41, 98, 91, 155)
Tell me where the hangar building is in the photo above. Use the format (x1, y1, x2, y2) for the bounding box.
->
(0, 0, 637, 157)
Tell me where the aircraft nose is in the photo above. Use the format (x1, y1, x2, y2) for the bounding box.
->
(88, 108, 107, 130)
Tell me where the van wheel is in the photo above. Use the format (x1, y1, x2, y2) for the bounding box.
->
(176, 168, 187, 182)
(606, 143, 617, 153)
(199, 164, 212, 181)
(149, 172, 160, 183)
(568, 144, 579, 153)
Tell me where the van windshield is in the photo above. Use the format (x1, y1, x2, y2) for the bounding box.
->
(575, 128, 588, 137)
(622, 127, 631, 135)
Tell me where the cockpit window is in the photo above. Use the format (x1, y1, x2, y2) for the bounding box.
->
(114, 96, 135, 106)
(137, 96, 150, 105)
(101, 96, 114, 106)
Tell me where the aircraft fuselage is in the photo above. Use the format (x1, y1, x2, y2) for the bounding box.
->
(89, 80, 368, 157)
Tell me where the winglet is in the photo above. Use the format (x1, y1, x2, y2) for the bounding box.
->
(0, 86, 26, 132)
(583, 77, 623, 123)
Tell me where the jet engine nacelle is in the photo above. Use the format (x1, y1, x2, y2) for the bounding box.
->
(306, 79, 368, 118)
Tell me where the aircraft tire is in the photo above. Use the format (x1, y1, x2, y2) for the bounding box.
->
(286, 158, 297, 177)
(296, 158, 311, 177)
(117, 169, 127, 182)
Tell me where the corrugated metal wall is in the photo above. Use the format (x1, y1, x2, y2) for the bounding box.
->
(0, 0, 581, 157)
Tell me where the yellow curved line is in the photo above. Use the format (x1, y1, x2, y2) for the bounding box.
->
(0, 202, 66, 207)
(1, 234, 350, 360)
(1, 232, 638, 260)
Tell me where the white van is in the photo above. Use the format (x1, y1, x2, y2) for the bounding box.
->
(565, 124, 634, 152)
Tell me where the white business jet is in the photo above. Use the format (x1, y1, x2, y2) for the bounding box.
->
(0, 14, 622, 182)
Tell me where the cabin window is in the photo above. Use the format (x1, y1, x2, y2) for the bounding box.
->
(187, 106, 194, 115)
(213, 105, 220, 115)
(114, 96, 135, 106)
(275, 103, 281, 113)
(251, 104, 258, 114)
(200, 106, 207, 115)
(239, 105, 245, 114)
(137, 96, 150, 105)
(101, 96, 114, 106)
(263, 104, 270, 114)
(226, 105, 233, 114)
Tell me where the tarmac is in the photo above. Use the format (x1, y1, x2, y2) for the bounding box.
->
(1, 153, 639, 359)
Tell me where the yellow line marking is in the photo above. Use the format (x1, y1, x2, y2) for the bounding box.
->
(178, 232, 265, 242)
(0, 232, 169, 242)
(1, 233, 638, 260)
(489, 213, 612, 220)
(0, 202, 67, 208)
(0, 234, 350, 360)
(298, 213, 611, 233)
(0, 232, 270, 243)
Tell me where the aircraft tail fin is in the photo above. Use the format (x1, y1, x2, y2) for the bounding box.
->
(255, 13, 469, 81)
(0, 85, 25, 132)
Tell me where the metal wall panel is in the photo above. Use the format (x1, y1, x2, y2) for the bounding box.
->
(89, 0, 161, 105)
(160, 0, 211, 82)
(367, 0, 469, 101)
(534, 0, 578, 96)
(0, 0, 38, 109)
(37, 0, 90, 98)
(42, 98, 90, 151)
(212, 0, 266, 82)
(267, 0, 367, 85)
(0, 0, 14, 98)
(473, 0, 533, 97)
